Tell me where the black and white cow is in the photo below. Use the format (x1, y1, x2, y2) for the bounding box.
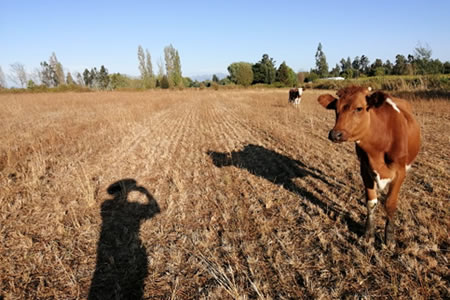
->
(289, 88, 303, 107)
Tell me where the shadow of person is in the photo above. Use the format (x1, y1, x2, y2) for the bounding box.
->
(207, 144, 364, 236)
(88, 179, 160, 300)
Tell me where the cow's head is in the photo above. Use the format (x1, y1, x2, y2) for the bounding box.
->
(318, 86, 387, 143)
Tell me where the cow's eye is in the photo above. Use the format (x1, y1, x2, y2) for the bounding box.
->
(355, 107, 363, 112)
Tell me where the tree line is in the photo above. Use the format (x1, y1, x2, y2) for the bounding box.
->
(1, 42, 449, 90)
(311, 42, 450, 80)
(225, 54, 298, 87)
(0, 44, 185, 90)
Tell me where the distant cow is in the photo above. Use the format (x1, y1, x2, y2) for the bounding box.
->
(289, 88, 303, 107)
(318, 86, 421, 247)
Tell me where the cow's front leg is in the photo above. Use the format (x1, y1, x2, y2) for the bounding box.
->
(356, 146, 378, 242)
(383, 168, 406, 248)
(365, 187, 378, 242)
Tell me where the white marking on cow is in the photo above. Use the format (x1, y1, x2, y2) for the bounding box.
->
(368, 86, 372, 92)
(386, 98, 400, 113)
(406, 164, 412, 172)
(367, 198, 378, 210)
(374, 171, 392, 191)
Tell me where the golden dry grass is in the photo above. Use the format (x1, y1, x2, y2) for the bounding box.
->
(0, 89, 448, 299)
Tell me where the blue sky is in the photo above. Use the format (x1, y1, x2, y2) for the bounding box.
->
(1, 0, 450, 82)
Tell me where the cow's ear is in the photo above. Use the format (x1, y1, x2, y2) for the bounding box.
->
(366, 91, 388, 109)
(318, 94, 337, 110)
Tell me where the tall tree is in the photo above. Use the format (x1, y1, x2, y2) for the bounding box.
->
(145, 49, 155, 88)
(66, 72, 74, 85)
(164, 44, 183, 87)
(329, 64, 341, 77)
(89, 67, 98, 88)
(40, 61, 54, 87)
(9, 62, 27, 87)
(83, 69, 91, 87)
(145, 49, 153, 79)
(352, 56, 360, 77)
(393, 54, 407, 75)
(414, 43, 433, 74)
(49, 52, 64, 86)
(252, 54, 276, 84)
(340, 57, 353, 78)
(360, 55, 370, 75)
(137, 45, 146, 80)
(414, 43, 432, 61)
(383, 60, 393, 75)
(76, 72, 84, 86)
(369, 59, 385, 76)
(314, 43, 329, 78)
(98, 65, 110, 89)
(0, 66, 6, 88)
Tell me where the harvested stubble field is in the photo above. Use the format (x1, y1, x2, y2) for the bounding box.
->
(0, 89, 448, 299)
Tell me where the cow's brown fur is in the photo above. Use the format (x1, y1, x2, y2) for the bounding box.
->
(318, 86, 421, 246)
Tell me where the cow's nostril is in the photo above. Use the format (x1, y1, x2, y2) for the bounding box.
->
(328, 130, 343, 142)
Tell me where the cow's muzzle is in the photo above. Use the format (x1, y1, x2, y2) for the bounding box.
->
(328, 130, 346, 143)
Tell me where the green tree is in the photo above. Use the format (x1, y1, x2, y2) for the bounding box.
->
(98, 65, 110, 89)
(329, 64, 341, 77)
(27, 79, 36, 89)
(40, 61, 54, 87)
(83, 69, 91, 87)
(369, 59, 384, 76)
(393, 55, 407, 75)
(212, 74, 219, 82)
(443, 61, 450, 74)
(228, 62, 253, 86)
(137, 45, 156, 88)
(360, 55, 370, 75)
(49, 52, 64, 86)
(66, 72, 74, 85)
(145, 49, 155, 88)
(109, 73, 130, 89)
(90, 67, 98, 88)
(383, 60, 393, 75)
(160, 75, 170, 89)
(137, 45, 146, 80)
(252, 54, 276, 84)
(339, 57, 354, 78)
(314, 43, 329, 77)
(352, 56, 361, 78)
(276, 61, 297, 87)
(164, 44, 183, 87)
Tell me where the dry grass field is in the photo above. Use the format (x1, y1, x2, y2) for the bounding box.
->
(0, 89, 448, 299)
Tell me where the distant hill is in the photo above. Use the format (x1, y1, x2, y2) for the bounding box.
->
(188, 73, 227, 82)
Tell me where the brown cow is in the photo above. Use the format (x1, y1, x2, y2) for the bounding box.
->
(318, 86, 421, 247)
